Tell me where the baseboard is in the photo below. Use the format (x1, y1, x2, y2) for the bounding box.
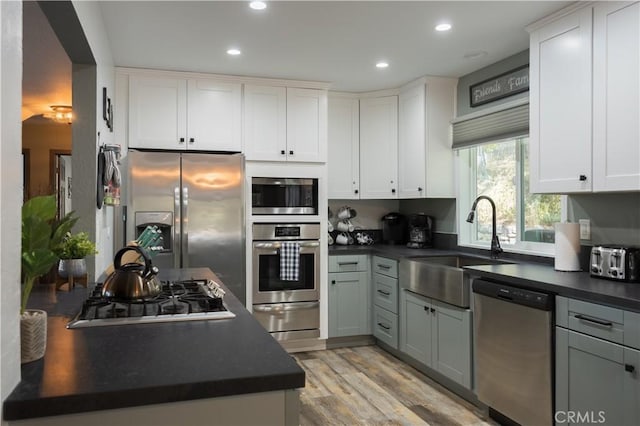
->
(325, 335, 375, 349)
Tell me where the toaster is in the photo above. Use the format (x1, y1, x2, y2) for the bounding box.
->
(590, 246, 640, 283)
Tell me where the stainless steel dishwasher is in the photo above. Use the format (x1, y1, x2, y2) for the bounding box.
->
(473, 279, 554, 426)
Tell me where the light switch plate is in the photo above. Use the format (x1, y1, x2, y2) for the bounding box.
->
(579, 219, 591, 240)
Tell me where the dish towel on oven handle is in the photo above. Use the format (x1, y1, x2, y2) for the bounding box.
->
(280, 242, 300, 281)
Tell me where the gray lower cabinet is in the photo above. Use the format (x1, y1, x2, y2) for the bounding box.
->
(400, 289, 472, 389)
(372, 256, 399, 349)
(328, 255, 370, 338)
(556, 296, 640, 426)
(328, 271, 369, 337)
(556, 328, 640, 426)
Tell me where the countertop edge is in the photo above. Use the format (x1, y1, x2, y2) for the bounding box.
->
(3, 372, 305, 421)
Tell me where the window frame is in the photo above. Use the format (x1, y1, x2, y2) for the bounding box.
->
(456, 136, 566, 257)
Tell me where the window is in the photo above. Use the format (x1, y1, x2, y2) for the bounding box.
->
(458, 136, 562, 256)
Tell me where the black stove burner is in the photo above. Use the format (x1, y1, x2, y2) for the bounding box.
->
(77, 279, 227, 321)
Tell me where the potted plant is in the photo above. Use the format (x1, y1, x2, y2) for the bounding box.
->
(21, 195, 77, 363)
(56, 231, 97, 283)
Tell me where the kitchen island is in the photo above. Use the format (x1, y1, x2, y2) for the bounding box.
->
(3, 268, 304, 425)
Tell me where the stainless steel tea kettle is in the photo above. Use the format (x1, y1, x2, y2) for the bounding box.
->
(102, 245, 161, 299)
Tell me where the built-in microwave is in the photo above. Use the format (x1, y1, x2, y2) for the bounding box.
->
(251, 177, 318, 215)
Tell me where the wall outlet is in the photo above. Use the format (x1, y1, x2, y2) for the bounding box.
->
(579, 219, 591, 240)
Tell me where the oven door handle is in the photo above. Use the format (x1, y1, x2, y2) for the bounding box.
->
(253, 302, 320, 312)
(253, 241, 320, 249)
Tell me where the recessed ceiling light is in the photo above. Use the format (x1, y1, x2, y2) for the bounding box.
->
(376, 62, 389, 69)
(435, 23, 452, 32)
(249, 1, 267, 10)
(227, 48, 242, 56)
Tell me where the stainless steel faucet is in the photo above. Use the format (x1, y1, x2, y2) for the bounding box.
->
(466, 195, 503, 259)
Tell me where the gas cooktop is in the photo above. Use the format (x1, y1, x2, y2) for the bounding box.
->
(67, 278, 235, 329)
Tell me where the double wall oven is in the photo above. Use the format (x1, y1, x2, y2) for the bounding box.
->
(252, 223, 320, 341)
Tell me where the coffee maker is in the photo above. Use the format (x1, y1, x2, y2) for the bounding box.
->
(407, 214, 433, 248)
(381, 212, 407, 245)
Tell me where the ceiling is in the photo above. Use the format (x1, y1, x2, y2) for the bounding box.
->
(99, 1, 569, 92)
(23, 1, 570, 121)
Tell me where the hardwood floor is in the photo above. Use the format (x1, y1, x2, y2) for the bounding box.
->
(293, 345, 495, 426)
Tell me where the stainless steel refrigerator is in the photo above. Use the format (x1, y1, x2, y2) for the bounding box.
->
(124, 150, 245, 303)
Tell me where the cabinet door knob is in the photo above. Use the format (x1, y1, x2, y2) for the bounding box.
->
(354, 189, 359, 194)
(391, 189, 396, 194)
(331, 280, 336, 285)
(579, 175, 587, 181)
(280, 150, 286, 155)
(430, 307, 435, 313)
(189, 138, 195, 144)
(418, 187, 423, 191)
(289, 150, 294, 155)
(625, 364, 635, 373)
(179, 137, 185, 143)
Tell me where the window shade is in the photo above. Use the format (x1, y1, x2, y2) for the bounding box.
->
(452, 103, 529, 149)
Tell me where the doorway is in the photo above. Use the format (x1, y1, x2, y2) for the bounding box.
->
(50, 150, 72, 220)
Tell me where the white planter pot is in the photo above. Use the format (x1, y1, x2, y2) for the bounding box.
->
(20, 309, 47, 363)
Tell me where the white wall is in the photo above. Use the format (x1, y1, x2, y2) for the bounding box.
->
(0, 0, 23, 405)
(70, 1, 115, 280)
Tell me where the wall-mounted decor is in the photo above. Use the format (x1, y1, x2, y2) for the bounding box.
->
(469, 65, 529, 107)
(102, 87, 114, 132)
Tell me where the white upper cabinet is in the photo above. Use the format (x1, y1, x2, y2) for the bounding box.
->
(529, 2, 639, 193)
(529, 7, 593, 193)
(129, 76, 187, 150)
(187, 79, 242, 152)
(398, 84, 426, 198)
(398, 78, 457, 199)
(593, 1, 640, 191)
(360, 96, 398, 199)
(244, 86, 327, 162)
(128, 75, 241, 151)
(243, 85, 287, 161)
(286, 88, 327, 163)
(328, 94, 360, 199)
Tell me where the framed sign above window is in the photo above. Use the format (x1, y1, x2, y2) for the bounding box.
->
(469, 65, 529, 107)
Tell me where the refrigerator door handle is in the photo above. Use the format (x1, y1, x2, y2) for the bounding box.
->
(173, 187, 181, 267)
(182, 186, 189, 268)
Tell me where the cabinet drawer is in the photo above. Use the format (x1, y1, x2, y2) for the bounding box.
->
(373, 273, 398, 314)
(567, 299, 624, 345)
(373, 305, 398, 349)
(329, 255, 368, 273)
(373, 256, 398, 278)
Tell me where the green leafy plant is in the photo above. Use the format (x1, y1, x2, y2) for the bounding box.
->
(21, 195, 77, 314)
(57, 232, 97, 259)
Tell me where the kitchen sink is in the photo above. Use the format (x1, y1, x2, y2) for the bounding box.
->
(399, 255, 510, 308)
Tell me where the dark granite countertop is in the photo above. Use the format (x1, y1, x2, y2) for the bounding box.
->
(3, 268, 305, 421)
(331, 244, 640, 312)
(466, 263, 640, 313)
(328, 244, 454, 259)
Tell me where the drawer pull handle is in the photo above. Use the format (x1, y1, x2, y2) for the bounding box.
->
(377, 264, 391, 269)
(625, 364, 635, 373)
(377, 289, 391, 296)
(574, 314, 613, 327)
(377, 322, 390, 331)
(337, 262, 358, 266)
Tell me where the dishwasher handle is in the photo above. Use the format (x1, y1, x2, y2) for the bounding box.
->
(472, 279, 553, 311)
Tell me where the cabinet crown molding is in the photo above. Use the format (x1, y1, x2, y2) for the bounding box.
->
(115, 67, 331, 90)
(526, 1, 595, 33)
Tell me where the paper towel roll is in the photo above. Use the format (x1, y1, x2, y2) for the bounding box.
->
(554, 223, 581, 271)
